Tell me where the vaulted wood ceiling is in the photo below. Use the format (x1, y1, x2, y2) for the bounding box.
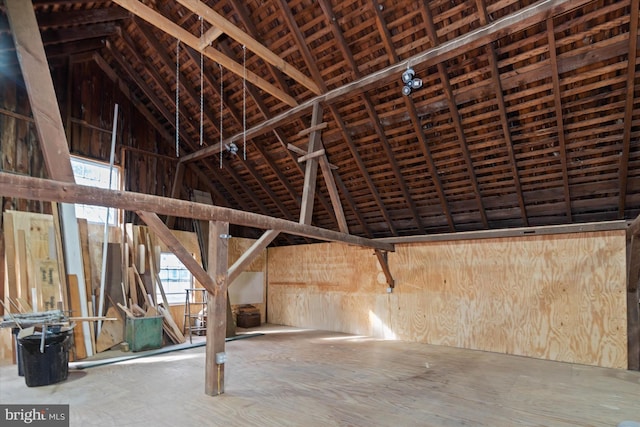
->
(1, 0, 639, 240)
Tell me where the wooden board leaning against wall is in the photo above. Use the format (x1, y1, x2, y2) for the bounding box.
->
(0, 211, 209, 362)
(268, 230, 628, 369)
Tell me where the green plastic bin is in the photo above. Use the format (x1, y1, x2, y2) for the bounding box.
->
(125, 316, 163, 352)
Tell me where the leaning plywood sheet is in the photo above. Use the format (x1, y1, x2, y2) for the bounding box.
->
(267, 231, 628, 369)
(85, 222, 121, 296)
(96, 306, 124, 352)
(3, 211, 63, 311)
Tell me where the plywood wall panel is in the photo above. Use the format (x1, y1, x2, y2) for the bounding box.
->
(267, 231, 627, 369)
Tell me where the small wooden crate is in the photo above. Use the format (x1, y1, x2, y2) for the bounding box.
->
(236, 312, 260, 328)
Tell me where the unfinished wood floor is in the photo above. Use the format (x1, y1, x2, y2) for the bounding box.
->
(1, 325, 638, 426)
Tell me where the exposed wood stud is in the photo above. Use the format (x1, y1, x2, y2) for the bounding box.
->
(546, 18, 573, 222)
(473, 0, 529, 227)
(421, 6, 488, 229)
(618, 0, 639, 218)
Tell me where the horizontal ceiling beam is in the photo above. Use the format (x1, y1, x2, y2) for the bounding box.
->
(175, 0, 322, 95)
(378, 221, 629, 244)
(182, 0, 595, 163)
(111, 0, 297, 107)
(0, 172, 394, 252)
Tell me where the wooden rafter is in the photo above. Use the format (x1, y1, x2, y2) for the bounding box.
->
(221, 35, 336, 233)
(40, 22, 119, 46)
(214, 160, 272, 216)
(175, 0, 321, 95)
(266, 6, 344, 231)
(375, 1, 454, 232)
(421, 8, 488, 228)
(0, 172, 395, 252)
(474, 0, 529, 227)
(362, 93, 427, 233)
(133, 19, 219, 138)
(35, 5, 129, 28)
(6, 0, 74, 182)
(329, 104, 397, 235)
(236, 156, 295, 221)
(111, 0, 298, 107)
(182, 0, 594, 163)
(252, 141, 302, 209)
(618, 0, 639, 218)
(316, 0, 396, 235)
(546, 18, 573, 222)
(199, 26, 222, 50)
(274, 0, 326, 90)
(105, 40, 195, 148)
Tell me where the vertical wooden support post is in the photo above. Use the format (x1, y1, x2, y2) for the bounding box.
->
(299, 102, 323, 225)
(205, 221, 229, 396)
(5, 0, 93, 355)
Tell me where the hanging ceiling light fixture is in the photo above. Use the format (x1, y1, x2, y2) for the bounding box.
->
(225, 142, 239, 155)
(402, 67, 423, 96)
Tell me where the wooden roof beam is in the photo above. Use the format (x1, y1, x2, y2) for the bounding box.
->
(35, 6, 130, 28)
(181, 0, 591, 163)
(199, 25, 222, 50)
(268, 4, 346, 230)
(132, 20, 220, 139)
(273, 0, 326, 91)
(421, 7, 488, 229)
(375, 1, 454, 232)
(105, 40, 197, 152)
(111, 0, 297, 107)
(175, 0, 321, 95)
(0, 172, 394, 252)
(316, 0, 396, 235)
(474, 0, 529, 227)
(218, 37, 338, 231)
(618, 0, 639, 218)
(329, 105, 397, 235)
(547, 18, 573, 221)
(362, 93, 427, 234)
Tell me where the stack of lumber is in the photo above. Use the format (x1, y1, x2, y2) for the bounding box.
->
(95, 225, 186, 349)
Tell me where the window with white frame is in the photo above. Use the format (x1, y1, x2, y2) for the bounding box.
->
(158, 252, 194, 305)
(71, 156, 120, 225)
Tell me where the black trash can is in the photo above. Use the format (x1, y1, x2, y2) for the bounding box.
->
(11, 327, 24, 377)
(18, 331, 71, 387)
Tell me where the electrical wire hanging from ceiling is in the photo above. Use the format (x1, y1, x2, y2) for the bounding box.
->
(199, 16, 204, 146)
(175, 39, 180, 157)
(242, 45, 246, 160)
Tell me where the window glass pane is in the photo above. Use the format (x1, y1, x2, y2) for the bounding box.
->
(158, 253, 193, 305)
(71, 156, 120, 225)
